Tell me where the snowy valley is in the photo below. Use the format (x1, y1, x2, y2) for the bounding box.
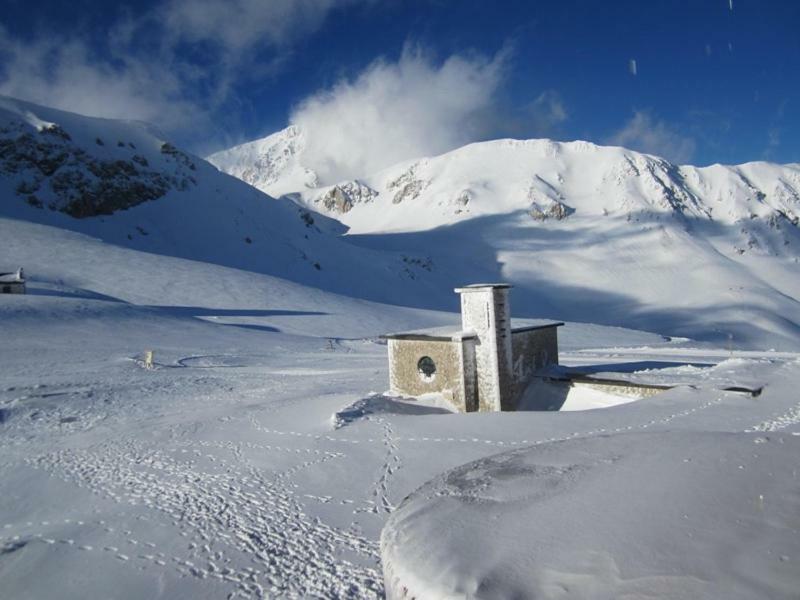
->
(1, 97, 799, 599)
(211, 126, 800, 350)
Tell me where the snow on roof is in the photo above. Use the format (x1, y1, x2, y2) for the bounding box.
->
(382, 319, 563, 342)
(0, 271, 24, 283)
(382, 325, 477, 342)
(454, 283, 512, 293)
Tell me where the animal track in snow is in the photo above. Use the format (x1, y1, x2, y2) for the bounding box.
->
(747, 401, 800, 432)
(29, 436, 383, 598)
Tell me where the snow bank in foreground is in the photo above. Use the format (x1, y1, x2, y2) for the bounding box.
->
(381, 431, 800, 599)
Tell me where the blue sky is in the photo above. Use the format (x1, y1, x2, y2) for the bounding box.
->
(1, 0, 797, 170)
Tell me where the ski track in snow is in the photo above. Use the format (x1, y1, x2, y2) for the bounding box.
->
(254, 390, 729, 450)
(745, 361, 800, 432)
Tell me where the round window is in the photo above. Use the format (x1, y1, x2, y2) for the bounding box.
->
(417, 356, 436, 380)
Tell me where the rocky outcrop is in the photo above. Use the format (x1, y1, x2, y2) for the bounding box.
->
(529, 200, 575, 221)
(526, 183, 574, 221)
(1, 121, 197, 218)
(387, 164, 429, 205)
(317, 181, 378, 213)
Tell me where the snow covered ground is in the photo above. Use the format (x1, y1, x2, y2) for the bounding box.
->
(2, 99, 799, 598)
(382, 427, 800, 599)
(2, 223, 798, 598)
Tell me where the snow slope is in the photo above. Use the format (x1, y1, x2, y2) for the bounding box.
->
(212, 129, 800, 350)
(299, 139, 800, 234)
(0, 97, 453, 309)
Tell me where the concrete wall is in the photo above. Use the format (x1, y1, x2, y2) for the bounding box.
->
(511, 327, 559, 403)
(457, 285, 514, 412)
(387, 338, 476, 412)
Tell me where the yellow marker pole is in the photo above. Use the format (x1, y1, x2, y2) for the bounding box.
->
(144, 350, 154, 370)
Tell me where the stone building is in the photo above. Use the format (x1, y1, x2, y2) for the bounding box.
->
(0, 268, 25, 294)
(383, 284, 562, 412)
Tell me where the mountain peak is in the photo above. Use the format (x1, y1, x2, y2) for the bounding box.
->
(207, 125, 318, 198)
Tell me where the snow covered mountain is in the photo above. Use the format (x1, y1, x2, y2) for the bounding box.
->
(207, 125, 319, 199)
(209, 126, 800, 233)
(211, 129, 800, 350)
(298, 138, 800, 234)
(0, 97, 452, 308)
(6, 98, 799, 348)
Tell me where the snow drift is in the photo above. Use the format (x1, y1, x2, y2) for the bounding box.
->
(382, 429, 800, 600)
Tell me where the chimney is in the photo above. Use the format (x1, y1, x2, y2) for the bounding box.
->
(454, 284, 513, 411)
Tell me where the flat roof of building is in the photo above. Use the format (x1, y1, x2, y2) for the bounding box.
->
(0, 274, 24, 283)
(454, 283, 512, 293)
(382, 319, 564, 342)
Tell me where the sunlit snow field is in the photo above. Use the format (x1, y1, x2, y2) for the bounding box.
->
(2, 218, 799, 599)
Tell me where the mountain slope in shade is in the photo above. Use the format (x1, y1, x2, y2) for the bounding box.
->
(211, 130, 800, 350)
(0, 97, 452, 308)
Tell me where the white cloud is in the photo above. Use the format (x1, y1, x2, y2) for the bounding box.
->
(290, 46, 508, 183)
(609, 111, 696, 164)
(527, 90, 567, 134)
(0, 28, 197, 128)
(162, 0, 345, 53)
(0, 0, 355, 138)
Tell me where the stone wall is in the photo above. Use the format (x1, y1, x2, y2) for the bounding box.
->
(387, 338, 475, 412)
(0, 282, 25, 294)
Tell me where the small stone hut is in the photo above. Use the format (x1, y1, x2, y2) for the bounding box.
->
(383, 284, 562, 412)
(0, 268, 25, 294)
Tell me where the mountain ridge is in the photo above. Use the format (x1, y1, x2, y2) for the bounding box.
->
(208, 126, 800, 234)
(209, 125, 800, 350)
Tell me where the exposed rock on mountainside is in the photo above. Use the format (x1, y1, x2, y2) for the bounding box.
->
(526, 181, 574, 220)
(386, 164, 429, 205)
(528, 199, 574, 221)
(0, 118, 198, 218)
(318, 181, 378, 213)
